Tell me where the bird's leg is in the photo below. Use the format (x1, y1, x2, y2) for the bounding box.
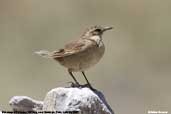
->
(68, 70, 80, 87)
(82, 71, 94, 90)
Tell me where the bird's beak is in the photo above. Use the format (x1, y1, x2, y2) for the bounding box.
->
(103, 27, 113, 32)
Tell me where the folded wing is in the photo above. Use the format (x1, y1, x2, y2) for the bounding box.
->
(51, 39, 96, 58)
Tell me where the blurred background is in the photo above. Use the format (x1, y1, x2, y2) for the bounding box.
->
(0, 0, 170, 114)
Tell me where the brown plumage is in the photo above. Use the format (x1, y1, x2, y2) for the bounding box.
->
(35, 25, 112, 89)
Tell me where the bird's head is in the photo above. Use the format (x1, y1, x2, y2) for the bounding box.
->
(82, 25, 113, 38)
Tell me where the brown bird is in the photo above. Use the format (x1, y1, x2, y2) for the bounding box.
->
(35, 25, 112, 89)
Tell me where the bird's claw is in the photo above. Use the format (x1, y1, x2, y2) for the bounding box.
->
(66, 81, 81, 88)
(66, 82, 96, 91)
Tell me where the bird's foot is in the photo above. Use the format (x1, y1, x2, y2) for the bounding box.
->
(74, 83, 96, 91)
(67, 81, 82, 88)
(67, 82, 96, 91)
(86, 83, 96, 91)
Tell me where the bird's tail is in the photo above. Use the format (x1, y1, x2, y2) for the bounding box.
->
(35, 50, 52, 58)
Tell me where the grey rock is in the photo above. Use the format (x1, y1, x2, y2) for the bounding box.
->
(43, 87, 114, 114)
(9, 96, 43, 111)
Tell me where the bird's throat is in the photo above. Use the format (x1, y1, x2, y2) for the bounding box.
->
(89, 35, 102, 45)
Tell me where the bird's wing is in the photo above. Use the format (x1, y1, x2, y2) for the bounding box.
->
(50, 39, 96, 58)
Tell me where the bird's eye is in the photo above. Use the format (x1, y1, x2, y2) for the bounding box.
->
(91, 29, 102, 35)
(95, 29, 101, 32)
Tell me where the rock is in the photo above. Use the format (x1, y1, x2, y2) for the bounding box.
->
(8, 87, 114, 114)
(43, 87, 114, 114)
(9, 96, 43, 111)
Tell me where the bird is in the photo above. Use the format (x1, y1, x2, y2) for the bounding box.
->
(35, 25, 112, 89)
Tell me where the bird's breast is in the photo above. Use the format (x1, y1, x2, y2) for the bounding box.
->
(56, 40, 105, 72)
(75, 41, 105, 71)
